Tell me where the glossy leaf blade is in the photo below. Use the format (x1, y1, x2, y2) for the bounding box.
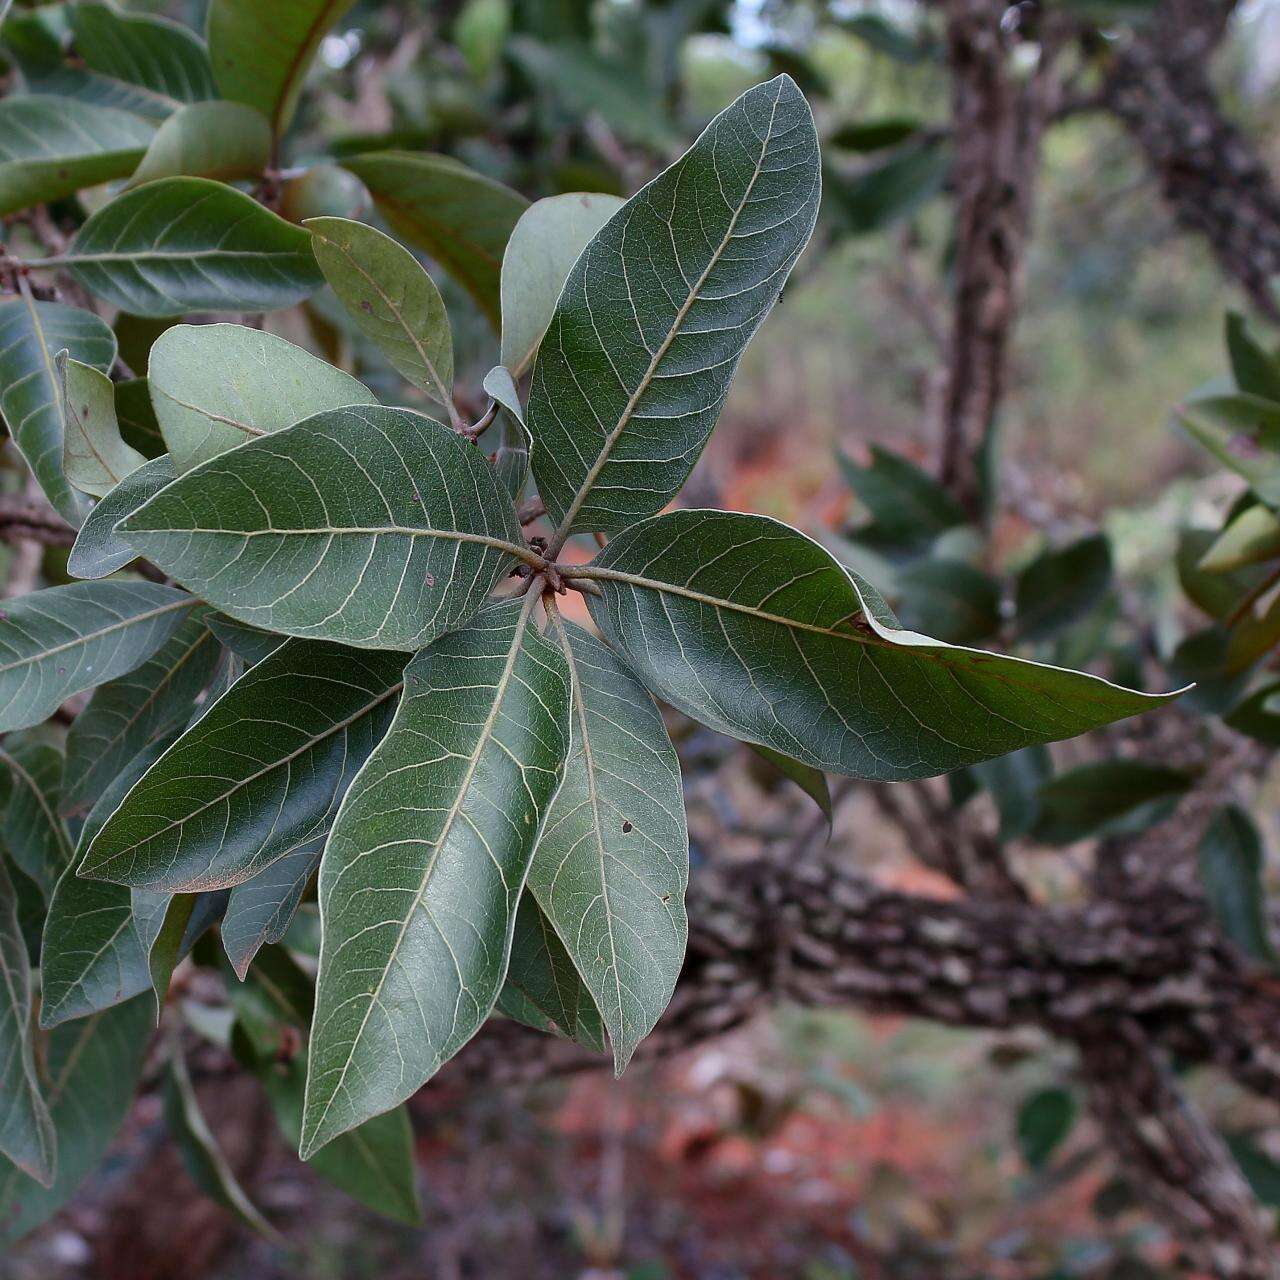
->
(582, 511, 1180, 781)
(0, 581, 195, 734)
(127, 101, 272, 188)
(306, 216, 455, 411)
(0, 739, 72, 899)
(0, 95, 153, 215)
(499, 192, 624, 376)
(0, 294, 117, 526)
(62, 608, 220, 817)
(301, 597, 571, 1157)
(528, 76, 820, 539)
(80, 640, 406, 893)
(58, 353, 147, 499)
(119, 404, 528, 650)
(0, 858, 55, 1187)
(147, 323, 370, 473)
(531, 615, 687, 1070)
(340, 152, 528, 326)
(61, 178, 324, 317)
(67, 455, 177, 580)
(208, 0, 357, 135)
(0, 996, 152, 1246)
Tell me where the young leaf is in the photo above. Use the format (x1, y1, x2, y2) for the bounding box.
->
(127, 101, 272, 188)
(301, 595, 571, 1157)
(0, 96, 153, 215)
(119, 405, 535, 650)
(0, 996, 152, 1246)
(71, 1, 217, 108)
(1199, 503, 1280, 573)
(528, 76, 820, 543)
(502, 892, 607, 1053)
(58, 353, 147, 499)
(1176, 392, 1280, 508)
(49, 178, 324, 317)
(578, 511, 1180, 780)
(208, 0, 356, 137)
(1198, 805, 1277, 967)
(499, 192, 624, 376)
(306, 216, 456, 416)
(0, 581, 196, 733)
(163, 1042, 280, 1240)
(0, 294, 117, 526)
(0, 858, 55, 1188)
(147, 323, 371, 473)
(67, 455, 177, 580)
(79, 640, 406, 894)
(1014, 534, 1113, 641)
(1225, 312, 1280, 403)
(1031, 761, 1192, 845)
(41, 735, 182, 1028)
(531, 613, 688, 1071)
(340, 152, 529, 326)
(0, 739, 72, 899)
(61, 608, 221, 817)
(221, 833, 324, 979)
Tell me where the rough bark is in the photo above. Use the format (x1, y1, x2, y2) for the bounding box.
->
(1101, 0, 1280, 320)
(937, 0, 1061, 519)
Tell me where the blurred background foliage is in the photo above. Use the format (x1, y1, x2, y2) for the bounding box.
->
(5, 0, 1280, 1277)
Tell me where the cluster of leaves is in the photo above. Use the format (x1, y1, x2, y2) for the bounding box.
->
(0, 1, 1180, 1241)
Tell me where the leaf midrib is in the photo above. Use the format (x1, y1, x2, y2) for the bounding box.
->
(546, 79, 785, 552)
(304, 591, 540, 1152)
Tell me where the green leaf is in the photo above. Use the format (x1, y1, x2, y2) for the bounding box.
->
(501, 892, 606, 1053)
(1225, 312, 1280, 403)
(163, 1041, 280, 1240)
(1017, 1087, 1076, 1170)
(578, 511, 1179, 780)
(0, 293, 117, 526)
(528, 77, 819, 541)
(837, 445, 967, 551)
(50, 178, 324, 318)
(205, 614, 286, 667)
(531, 614, 687, 1070)
(1015, 534, 1113, 641)
(0, 581, 195, 733)
(306, 216, 455, 413)
(0, 858, 55, 1187)
(483, 365, 523, 423)
(301, 595, 571, 1157)
(0, 95, 153, 215)
(454, 0, 510, 79)
(221, 833, 324, 979)
(229, 949, 422, 1224)
(1198, 805, 1277, 967)
(40, 735, 180, 1028)
(1030, 761, 1192, 846)
(115, 377, 167, 457)
(0, 996, 152, 1246)
(498, 192, 624, 377)
(79, 640, 406, 893)
(67, 455, 177, 580)
(829, 117, 921, 153)
(0, 739, 72, 899)
(825, 139, 948, 236)
(340, 152, 528, 327)
(57, 353, 147, 500)
(71, 1, 217, 109)
(1177, 392, 1280, 508)
(1226, 1133, 1280, 1208)
(1178, 527, 1268, 621)
(895, 558, 1001, 645)
(970, 745, 1052, 842)
(62, 608, 220, 817)
(208, 0, 356, 137)
(127, 101, 272, 188)
(750, 744, 833, 825)
(119, 404, 533, 650)
(1199, 503, 1280, 573)
(147, 323, 371, 474)
(1225, 680, 1280, 745)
